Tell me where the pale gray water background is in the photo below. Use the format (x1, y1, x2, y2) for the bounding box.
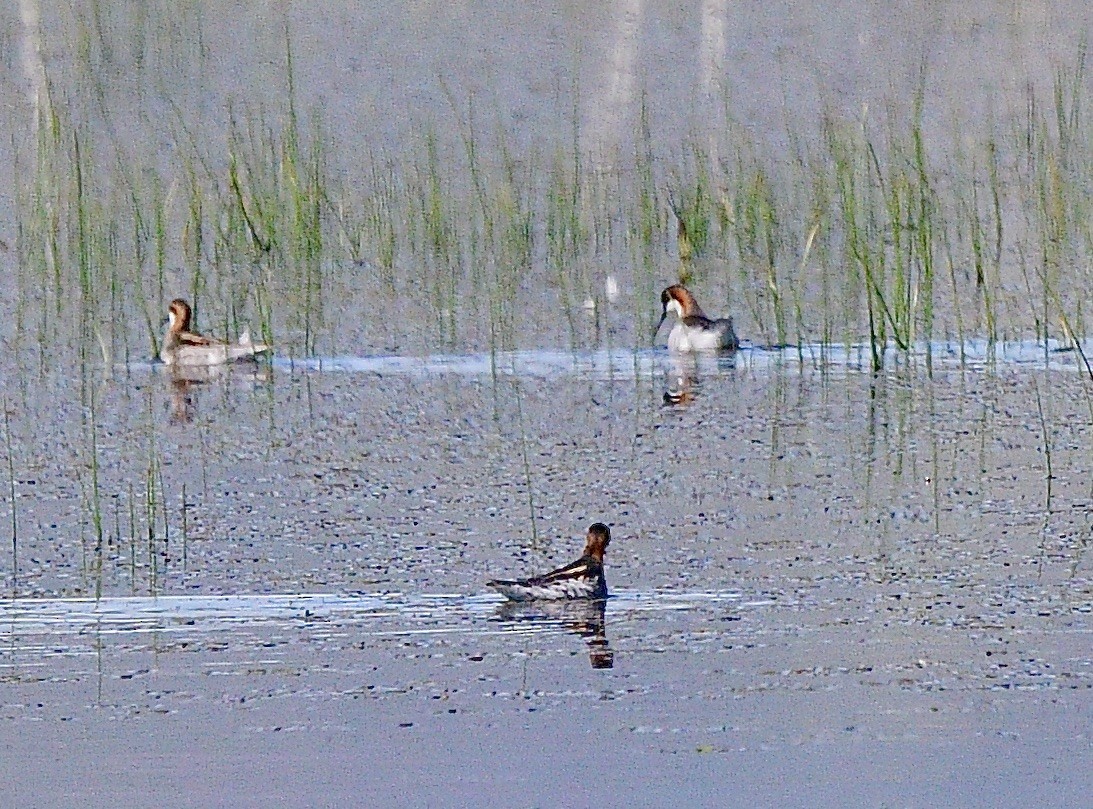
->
(1, 1, 1092, 807)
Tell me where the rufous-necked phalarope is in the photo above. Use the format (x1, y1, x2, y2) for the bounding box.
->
(160, 298, 271, 367)
(655, 284, 739, 352)
(488, 523, 612, 601)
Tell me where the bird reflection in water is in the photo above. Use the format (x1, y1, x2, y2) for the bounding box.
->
(662, 353, 736, 407)
(163, 364, 272, 425)
(169, 376, 199, 424)
(663, 367, 696, 406)
(494, 599, 614, 669)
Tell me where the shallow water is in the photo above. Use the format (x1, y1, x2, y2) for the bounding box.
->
(3, 2, 1093, 806)
(1, 344, 1090, 806)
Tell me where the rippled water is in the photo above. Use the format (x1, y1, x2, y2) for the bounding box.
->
(1, 340, 1089, 806)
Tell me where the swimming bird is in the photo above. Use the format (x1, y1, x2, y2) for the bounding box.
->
(488, 523, 612, 602)
(160, 298, 271, 367)
(655, 284, 739, 352)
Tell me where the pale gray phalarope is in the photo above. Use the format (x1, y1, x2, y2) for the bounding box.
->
(655, 284, 739, 352)
(160, 298, 271, 367)
(488, 524, 612, 601)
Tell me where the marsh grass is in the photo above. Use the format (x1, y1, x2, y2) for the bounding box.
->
(632, 92, 663, 320)
(127, 480, 137, 594)
(7, 35, 1091, 383)
(546, 151, 584, 347)
(3, 402, 17, 595)
(446, 89, 535, 353)
(142, 417, 165, 594)
(1033, 382, 1054, 508)
(82, 381, 105, 570)
(666, 141, 714, 273)
(180, 482, 188, 578)
(510, 377, 540, 550)
(71, 381, 185, 596)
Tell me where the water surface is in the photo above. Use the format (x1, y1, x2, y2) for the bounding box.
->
(2, 344, 1090, 807)
(1, 2, 1092, 806)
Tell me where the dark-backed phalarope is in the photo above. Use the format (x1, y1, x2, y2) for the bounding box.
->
(488, 523, 612, 602)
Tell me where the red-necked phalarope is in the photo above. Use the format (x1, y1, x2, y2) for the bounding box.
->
(655, 284, 739, 352)
(488, 523, 612, 601)
(160, 299, 271, 367)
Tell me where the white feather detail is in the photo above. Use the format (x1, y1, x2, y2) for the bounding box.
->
(667, 321, 734, 352)
(490, 575, 603, 602)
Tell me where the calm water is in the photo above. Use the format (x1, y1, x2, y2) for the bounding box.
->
(2, 2, 1092, 807)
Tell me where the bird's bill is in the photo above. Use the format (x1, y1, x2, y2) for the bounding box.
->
(653, 310, 667, 340)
